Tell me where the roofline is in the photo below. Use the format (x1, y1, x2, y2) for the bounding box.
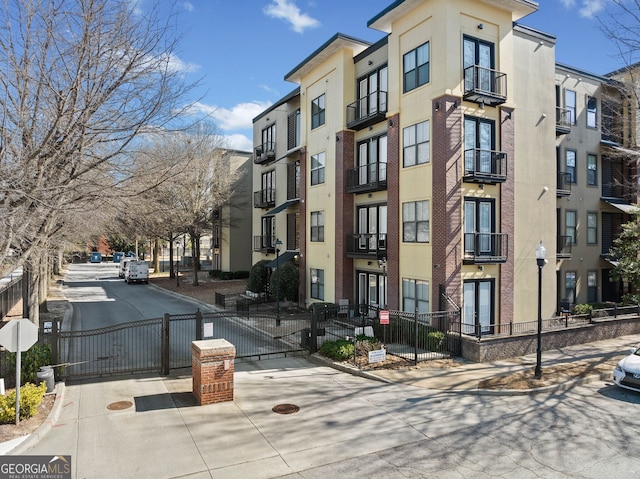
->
(606, 61, 640, 78)
(252, 87, 300, 124)
(284, 33, 371, 83)
(555, 62, 613, 83)
(513, 22, 556, 43)
(354, 35, 388, 63)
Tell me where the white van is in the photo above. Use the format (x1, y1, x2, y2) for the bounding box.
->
(118, 257, 135, 278)
(124, 260, 149, 284)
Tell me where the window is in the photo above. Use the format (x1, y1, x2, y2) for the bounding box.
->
(288, 109, 300, 150)
(402, 200, 430, 243)
(358, 135, 387, 184)
(261, 124, 276, 152)
(260, 216, 275, 250)
(587, 271, 598, 303)
(358, 204, 387, 251)
(403, 42, 430, 92)
(566, 149, 577, 183)
(463, 280, 494, 335)
(358, 271, 387, 309)
(402, 278, 429, 313)
(310, 268, 324, 300)
(260, 170, 275, 205)
(310, 211, 324, 242)
(463, 36, 495, 94)
(566, 210, 577, 245)
(587, 153, 597, 186)
(357, 66, 388, 117)
(565, 271, 576, 305)
(310, 152, 325, 185)
(403, 120, 430, 167)
(587, 212, 597, 245)
(464, 117, 495, 175)
(287, 161, 300, 200)
(587, 96, 597, 128)
(311, 94, 325, 129)
(464, 198, 496, 256)
(565, 90, 576, 125)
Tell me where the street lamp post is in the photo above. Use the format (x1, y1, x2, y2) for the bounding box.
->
(275, 239, 282, 327)
(534, 241, 546, 379)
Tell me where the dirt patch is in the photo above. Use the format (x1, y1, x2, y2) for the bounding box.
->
(0, 393, 55, 444)
(149, 273, 247, 305)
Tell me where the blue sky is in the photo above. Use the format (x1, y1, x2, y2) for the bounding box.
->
(152, 0, 624, 151)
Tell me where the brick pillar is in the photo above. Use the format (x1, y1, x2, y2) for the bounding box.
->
(192, 339, 235, 405)
(386, 113, 400, 310)
(499, 107, 515, 325)
(335, 130, 355, 302)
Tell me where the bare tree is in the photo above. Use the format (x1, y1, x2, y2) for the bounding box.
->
(0, 0, 197, 320)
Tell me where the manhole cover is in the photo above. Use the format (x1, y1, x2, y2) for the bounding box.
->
(107, 400, 133, 411)
(272, 404, 300, 414)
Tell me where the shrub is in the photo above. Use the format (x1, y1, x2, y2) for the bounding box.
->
(247, 260, 270, 293)
(208, 270, 221, 278)
(268, 261, 299, 301)
(0, 382, 47, 423)
(573, 304, 593, 315)
(319, 339, 354, 361)
(426, 331, 446, 351)
(7, 343, 52, 384)
(233, 271, 250, 279)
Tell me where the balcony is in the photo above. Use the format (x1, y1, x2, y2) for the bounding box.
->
(253, 235, 275, 254)
(346, 91, 388, 131)
(254, 142, 276, 164)
(463, 233, 508, 264)
(557, 172, 572, 197)
(345, 162, 387, 194)
(345, 233, 387, 259)
(463, 65, 507, 107)
(253, 188, 275, 209)
(556, 107, 572, 135)
(463, 149, 507, 184)
(557, 235, 572, 260)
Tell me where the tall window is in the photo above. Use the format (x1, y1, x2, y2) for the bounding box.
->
(587, 212, 597, 245)
(287, 109, 300, 150)
(357, 135, 387, 185)
(403, 42, 430, 92)
(358, 204, 387, 251)
(587, 271, 598, 302)
(310, 211, 324, 242)
(464, 117, 495, 175)
(260, 216, 275, 250)
(311, 94, 325, 129)
(402, 278, 429, 313)
(261, 124, 276, 154)
(565, 271, 576, 305)
(310, 268, 324, 300)
(566, 210, 577, 245)
(587, 96, 597, 128)
(587, 153, 597, 186)
(311, 152, 325, 185)
(402, 200, 430, 243)
(464, 198, 495, 255)
(403, 120, 430, 167)
(566, 149, 577, 183)
(565, 89, 577, 125)
(260, 170, 275, 204)
(358, 66, 388, 116)
(463, 36, 495, 94)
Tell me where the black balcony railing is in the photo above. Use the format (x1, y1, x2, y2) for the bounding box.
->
(557, 172, 572, 197)
(254, 142, 276, 164)
(463, 65, 507, 106)
(557, 235, 572, 259)
(345, 162, 387, 194)
(346, 91, 388, 130)
(463, 149, 507, 183)
(345, 233, 387, 259)
(463, 233, 508, 264)
(253, 235, 275, 253)
(253, 188, 275, 208)
(556, 106, 572, 135)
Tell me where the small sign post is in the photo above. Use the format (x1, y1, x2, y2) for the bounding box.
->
(0, 319, 39, 424)
(379, 310, 390, 325)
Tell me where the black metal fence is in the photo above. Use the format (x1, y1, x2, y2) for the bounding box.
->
(0, 277, 22, 321)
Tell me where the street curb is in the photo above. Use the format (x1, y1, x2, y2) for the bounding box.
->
(146, 281, 220, 313)
(9, 382, 66, 456)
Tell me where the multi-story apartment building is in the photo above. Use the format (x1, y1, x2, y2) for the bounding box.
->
(252, 0, 637, 332)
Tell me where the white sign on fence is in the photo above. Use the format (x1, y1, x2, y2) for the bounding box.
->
(368, 348, 386, 364)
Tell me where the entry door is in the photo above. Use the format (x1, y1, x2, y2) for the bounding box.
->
(463, 37, 494, 92)
(464, 199, 494, 255)
(463, 280, 493, 335)
(464, 118, 493, 173)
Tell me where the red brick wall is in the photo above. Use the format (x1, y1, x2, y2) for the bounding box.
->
(432, 96, 463, 308)
(386, 113, 400, 310)
(335, 130, 355, 301)
(192, 340, 235, 405)
(499, 107, 515, 325)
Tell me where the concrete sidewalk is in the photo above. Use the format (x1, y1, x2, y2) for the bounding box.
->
(2, 333, 638, 478)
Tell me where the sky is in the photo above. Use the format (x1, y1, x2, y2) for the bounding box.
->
(150, 0, 627, 152)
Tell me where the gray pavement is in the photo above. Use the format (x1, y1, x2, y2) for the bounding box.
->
(2, 333, 640, 478)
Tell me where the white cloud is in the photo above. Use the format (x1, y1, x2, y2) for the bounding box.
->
(263, 0, 320, 34)
(164, 53, 200, 74)
(187, 100, 273, 131)
(225, 134, 253, 152)
(559, 0, 607, 18)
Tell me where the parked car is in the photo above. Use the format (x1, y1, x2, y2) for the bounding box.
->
(118, 256, 136, 278)
(124, 260, 149, 284)
(613, 347, 640, 392)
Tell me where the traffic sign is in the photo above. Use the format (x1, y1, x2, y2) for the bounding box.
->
(0, 319, 39, 352)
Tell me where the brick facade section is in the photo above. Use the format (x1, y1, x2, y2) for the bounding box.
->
(298, 147, 307, 306)
(335, 131, 355, 301)
(386, 113, 400, 310)
(432, 96, 462, 308)
(499, 107, 515, 325)
(192, 339, 235, 405)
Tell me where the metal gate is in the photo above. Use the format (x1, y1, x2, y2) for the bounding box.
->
(55, 310, 312, 381)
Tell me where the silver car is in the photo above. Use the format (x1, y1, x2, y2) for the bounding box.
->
(613, 347, 640, 392)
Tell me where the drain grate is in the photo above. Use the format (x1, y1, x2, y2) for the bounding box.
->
(107, 400, 133, 411)
(272, 403, 300, 414)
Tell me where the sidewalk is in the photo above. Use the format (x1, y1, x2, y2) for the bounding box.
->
(2, 333, 636, 478)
